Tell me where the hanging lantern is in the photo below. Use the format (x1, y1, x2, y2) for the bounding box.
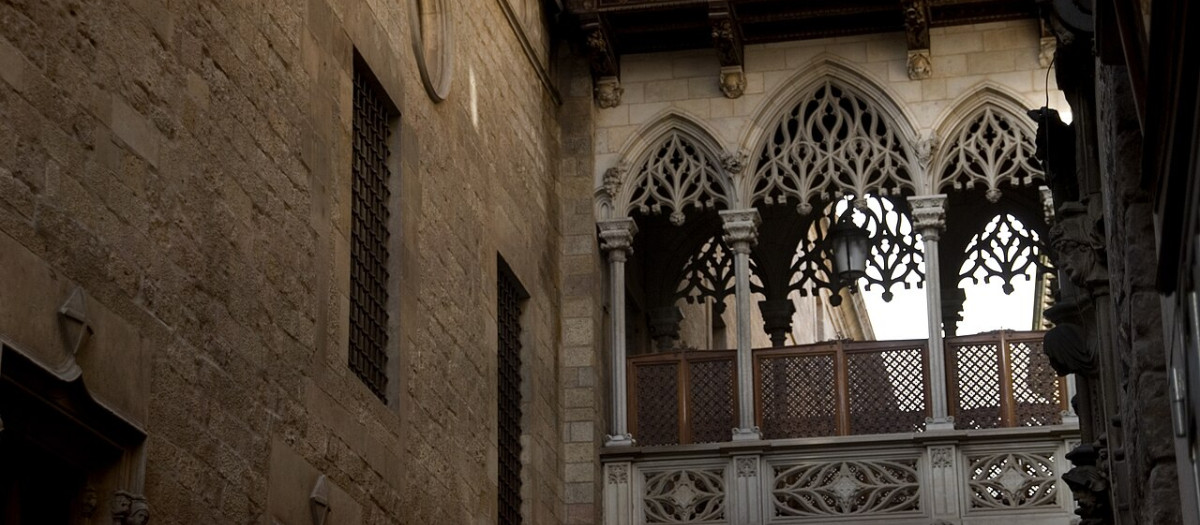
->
(828, 217, 871, 282)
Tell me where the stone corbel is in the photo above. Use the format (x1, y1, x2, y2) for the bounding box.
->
(1039, 18, 1057, 67)
(902, 0, 931, 79)
(709, 2, 745, 99)
(111, 491, 149, 525)
(55, 286, 92, 381)
(582, 17, 622, 108)
(310, 475, 331, 525)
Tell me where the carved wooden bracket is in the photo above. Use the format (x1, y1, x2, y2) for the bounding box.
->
(902, 0, 931, 79)
(709, 1, 745, 98)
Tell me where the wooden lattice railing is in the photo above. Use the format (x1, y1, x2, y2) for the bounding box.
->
(627, 330, 1069, 445)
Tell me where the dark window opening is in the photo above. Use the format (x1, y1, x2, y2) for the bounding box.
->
(349, 54, 398, 401)
(497, 258, 529, 525)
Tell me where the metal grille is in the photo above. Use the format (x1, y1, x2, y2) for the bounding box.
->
(760, 354, 837, 439)
(847, 348, 927, 434)
(950, 344, 1003, 429)
(1010, 341, 1063, 426)
(636, 363, 681, 446)
(688, 359, 735, 444)
(349, 61, 394, 400)
(497, 269, 525, 525)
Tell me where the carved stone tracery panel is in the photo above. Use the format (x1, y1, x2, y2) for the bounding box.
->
(965, 452, 1058, 510)
(938, 106, 1044, 202)
(752, 81, 916, 211)
(771, 458, 921, 516)
(624, 131, 731, 225)
(643, 468, 727, 524)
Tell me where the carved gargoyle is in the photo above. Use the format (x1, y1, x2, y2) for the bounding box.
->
(1064, 443, 1113, 525)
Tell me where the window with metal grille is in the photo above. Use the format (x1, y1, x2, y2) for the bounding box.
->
(497, 259, 528, 525)
(349, 56, 396, 402)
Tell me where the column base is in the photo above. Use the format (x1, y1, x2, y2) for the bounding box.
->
(925, 417, 956, 432)
(604, 434, 636, 447)
(731, 427, 762, 441)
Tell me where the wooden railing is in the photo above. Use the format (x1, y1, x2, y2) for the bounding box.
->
(627, 330, 1069, 445)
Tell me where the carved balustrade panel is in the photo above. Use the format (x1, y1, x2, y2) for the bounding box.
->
(769, 457, 922, 517)
(643, 467, 728, 524)
(964, 451, 1058, 510)
(846, 345, 928, 434)
(759, 351, 838, 439)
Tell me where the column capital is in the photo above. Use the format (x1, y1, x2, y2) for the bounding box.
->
(907, 194, 947, 240)
(719, 209, 761, 253)
(598, 218, 638, 257)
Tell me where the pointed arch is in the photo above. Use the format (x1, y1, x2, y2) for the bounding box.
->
(931, 85, 1045, 200)
(596, 111, 736, 224)
(738, 57, 921, 211)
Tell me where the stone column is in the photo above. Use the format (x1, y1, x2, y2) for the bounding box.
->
(599, 218, 638, 447)
(603, 462, 634, 525)
(720, 209, 762, 441)
(909, 195, 954, 430)
(926, 444, 961, 521)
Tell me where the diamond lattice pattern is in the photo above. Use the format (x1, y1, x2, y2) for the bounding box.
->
(1010, 341, 1063, 426)
(637, 363, 681, 446)
(761, 354, 836, 438)
(689, 359, 736, 444)
(847, 348, 927, 434)
(952, 344, 1002, 429)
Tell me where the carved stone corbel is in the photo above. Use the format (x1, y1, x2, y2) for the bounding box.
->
(310, 475, 331, 525)
(582, 17, 622, 108)
(1064, 443, 1112, 525)
(709, 3, 745, 98)
(111, 491, 149, 525)
(902, 0, 931, 79)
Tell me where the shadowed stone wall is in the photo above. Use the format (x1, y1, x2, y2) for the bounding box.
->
(0, 0, 566, 523)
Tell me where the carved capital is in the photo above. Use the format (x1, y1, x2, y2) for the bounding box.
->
(111, 491, 149, 525)
(907, 195, 947, 240)
(1048, 202, 1108, 292)
(906, 49, 932, 80)
(595, 76, 623, 109)
(598, 218, 637, 259)
(719, 209, 761, 252)
(719, 65, 745, 99)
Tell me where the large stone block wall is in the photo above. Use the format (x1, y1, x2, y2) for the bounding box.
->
(1095, 63, 1182, 524)
(0, 0, 565, 523)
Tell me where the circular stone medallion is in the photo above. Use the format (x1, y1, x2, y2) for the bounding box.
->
(409, 0, 453, 102)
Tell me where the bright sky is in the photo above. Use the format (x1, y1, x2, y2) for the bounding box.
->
(861, 272, 1037, 340)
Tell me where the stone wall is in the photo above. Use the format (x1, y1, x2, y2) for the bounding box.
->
(0, 0, 565, 523)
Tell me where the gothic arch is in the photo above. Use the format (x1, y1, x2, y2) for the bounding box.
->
(739, 57, 921, 211)
(931, 86, 1045, 200)
(596, 112, 736, 225)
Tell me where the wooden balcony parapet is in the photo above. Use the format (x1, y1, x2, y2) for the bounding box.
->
(627, 330, 1070, 446)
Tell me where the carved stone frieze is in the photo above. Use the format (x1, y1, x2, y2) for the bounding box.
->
(608, 463, 630, 485)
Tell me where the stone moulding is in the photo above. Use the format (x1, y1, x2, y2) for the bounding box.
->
(409, 0, 454, 102)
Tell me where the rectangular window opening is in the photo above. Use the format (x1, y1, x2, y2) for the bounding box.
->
(349, 53, 398, 402)
(497, 257, 529, 525)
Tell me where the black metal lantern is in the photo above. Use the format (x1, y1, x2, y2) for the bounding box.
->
(828, 217, 871, 282)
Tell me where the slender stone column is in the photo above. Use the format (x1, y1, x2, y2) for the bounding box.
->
(720, 209, 762, 441)
(909, 195, 954, 430)
(599, 218, 638, 447)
